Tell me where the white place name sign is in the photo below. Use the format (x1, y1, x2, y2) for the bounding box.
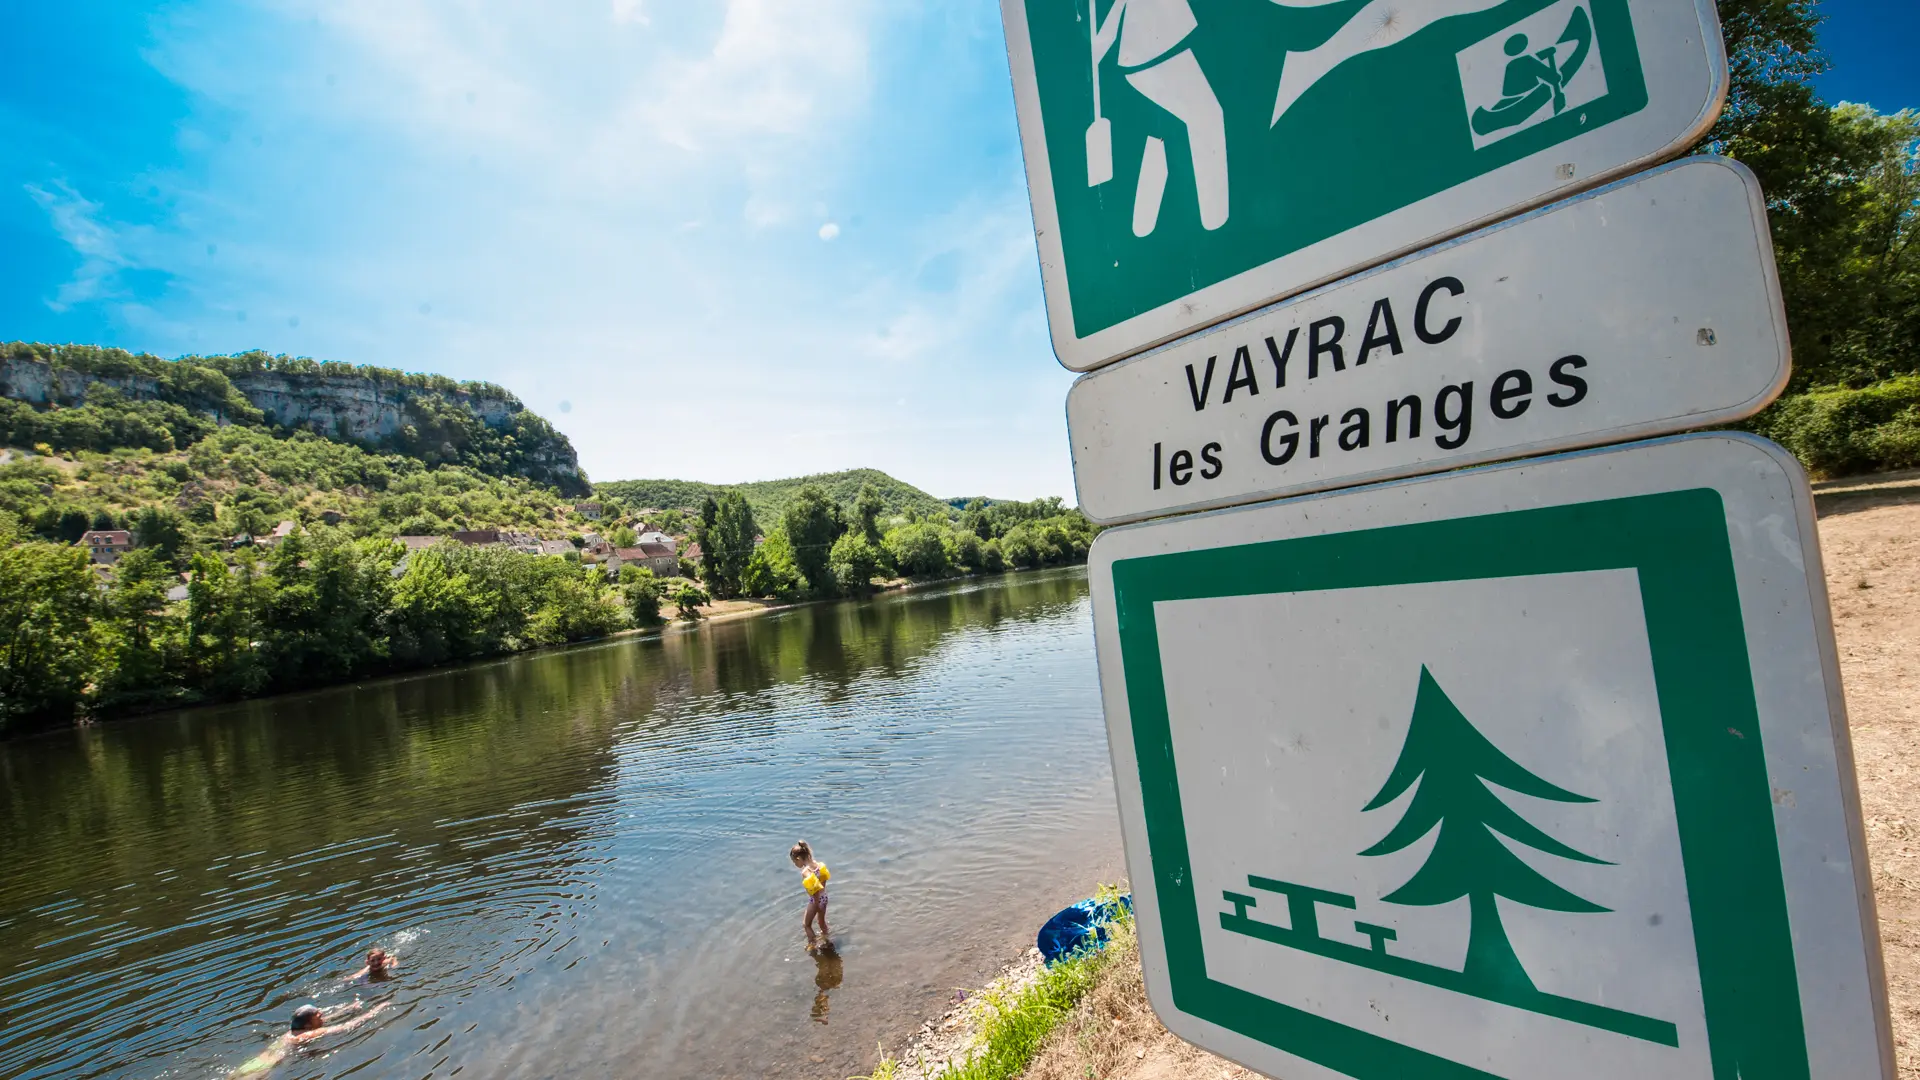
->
(1065, 156, 1788, 524)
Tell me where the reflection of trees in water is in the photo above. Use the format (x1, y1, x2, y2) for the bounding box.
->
(0, 651, 638, 911)
(683, 568, 1090, 704)
(0, 570, 1088, 906)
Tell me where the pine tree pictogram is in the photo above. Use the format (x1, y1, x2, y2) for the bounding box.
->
(1361, 666, 1612, 995)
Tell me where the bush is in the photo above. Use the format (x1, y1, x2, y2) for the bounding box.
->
(672, 582, 710, 619)
(829, 533, 881, 595)
(623, 567, 665, 625)
(885, 521, 952, 578)
(1749, 376, 1920, 477)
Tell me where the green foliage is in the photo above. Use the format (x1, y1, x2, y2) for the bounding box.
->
(0, 526, 644, 736)
(854, 482, 886, 545)
(128, 506, 187, 565)
(884, 521, 953, 579)
(829, 532, 883, 596)
(0, 425, 576, 558)
(1747, 375, 1920, 475)
(702, 492, 759, 599)
(672, 582, 710, 620)
(596, 467, 952, 524)
(1701, 0, 1920, 393)
(782, 484, 845, 596)
(0, 542, 99, 729)
(622, 567, 666, 625)
(743, 528, 807, 600)
(1, 342, 587, 493)
(900, 898, 1135, 1080)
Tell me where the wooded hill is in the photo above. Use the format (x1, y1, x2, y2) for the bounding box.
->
(594, 468, 955, 525)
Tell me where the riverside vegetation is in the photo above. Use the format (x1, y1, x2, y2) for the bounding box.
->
(0, 345, 1097, 736)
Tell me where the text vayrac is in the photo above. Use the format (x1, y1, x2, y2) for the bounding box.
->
(1150, 277, 1591, 490)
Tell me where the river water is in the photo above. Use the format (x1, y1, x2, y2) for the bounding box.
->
(0, 569, 1123, 1080)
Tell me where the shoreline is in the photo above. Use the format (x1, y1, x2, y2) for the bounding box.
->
(6, 565, 1090, 745)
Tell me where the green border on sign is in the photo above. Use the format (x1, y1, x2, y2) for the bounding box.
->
(1110, 490, 1807, 1079)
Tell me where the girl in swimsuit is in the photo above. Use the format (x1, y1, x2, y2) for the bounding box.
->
(789, 840, 832, 950)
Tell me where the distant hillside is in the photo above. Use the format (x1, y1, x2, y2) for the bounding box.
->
(596, 468, 954, 523)
(0, 343, 588, 495)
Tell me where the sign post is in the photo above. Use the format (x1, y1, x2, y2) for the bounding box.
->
(1088, 436, 1894, 1079)
(1065, 156, 1789, 522)
(1002, 0, 1727, 370)
(998, 0, 1895, 1074)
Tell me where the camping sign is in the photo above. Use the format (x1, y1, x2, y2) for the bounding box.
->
(1088, 434, 1895, 1080)
(1000, 0, 1728, 370)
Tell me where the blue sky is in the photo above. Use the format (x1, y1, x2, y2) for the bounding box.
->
(0, 2, 1912, 499)
(0, 1, 1074, 499)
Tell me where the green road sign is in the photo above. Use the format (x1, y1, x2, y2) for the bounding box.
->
(1001, 0, 1728, 371)
(1088, 434, 1893, 1079)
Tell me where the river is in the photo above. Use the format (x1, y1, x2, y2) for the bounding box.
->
(0, 568, 1123, 1080)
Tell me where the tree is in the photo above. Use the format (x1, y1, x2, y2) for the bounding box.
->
(622, 567, 665, 625)
(609, 524, 639, 548)
(129, 506, 188, 565)
(94, 548, 182, 711)
(672, 582, 710, 620)
(184, 551, 270, 698)
(706, 492, 759, 598)
(1705, 0, 1920, 391)
(742, 528, 805, 599)
(527, 568, 623, 645)
(781, 484, 843, 595)
(999, 524, 1042, 569)
(1361, 667, 1610, 995)
(0, 542, 99, 732)
(885, 521, 951, 578)
(693, 495, 719, 580)
(829, 533, 882, 595)
(854, 483, 887, 545)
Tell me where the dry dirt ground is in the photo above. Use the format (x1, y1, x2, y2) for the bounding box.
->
(1015, 475, 1920, 1080)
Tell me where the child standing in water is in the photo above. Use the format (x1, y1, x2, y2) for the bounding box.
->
(789, 840, 831, 950)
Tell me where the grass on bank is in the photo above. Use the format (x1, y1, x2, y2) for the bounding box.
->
(856, 889, 1134, 1080)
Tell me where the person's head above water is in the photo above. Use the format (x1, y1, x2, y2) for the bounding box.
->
(1504, 32, 1529, 56)
(366, 948, 391, 975)
(789, 840, 813, 867)
(291, 1005, 324, 1033)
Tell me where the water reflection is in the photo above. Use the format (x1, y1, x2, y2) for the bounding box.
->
(0, 568, 1119, 1080)
(812, 946, 844, 1025)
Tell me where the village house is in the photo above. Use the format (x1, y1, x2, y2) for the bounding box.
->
(255, 520, 298, 549)
(537, 538, 576, 556)
(450, 529, 502, 546)
(608, 542, 680, 578)
(573, 502, 604, 520)
(634, 528, 673, 546)
(395, 535, 444, 551)
(77, 529, 133, 565)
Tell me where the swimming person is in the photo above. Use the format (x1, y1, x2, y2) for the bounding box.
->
(789, 840, 832, 950)
(347, 948, 395, 983)
(229, 1000, 390, 1077)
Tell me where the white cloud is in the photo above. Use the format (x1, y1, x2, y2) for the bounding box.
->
(49, 0, 1075, 499)
(24, 181, 134, 312)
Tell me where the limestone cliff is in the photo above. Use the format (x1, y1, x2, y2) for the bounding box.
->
(0, 344, 589, 495)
